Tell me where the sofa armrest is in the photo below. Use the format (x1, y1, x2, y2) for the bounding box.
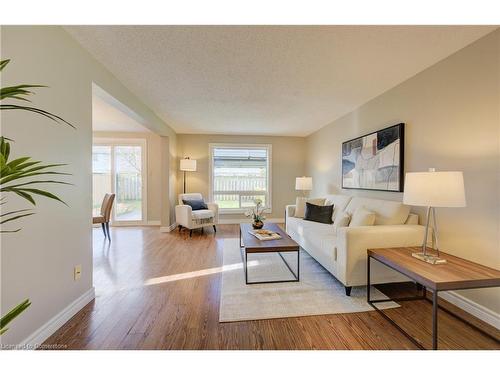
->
(206, 202, 219, 224)
(175, 204, 192, 228)
(285, 205, 296, 218)
(405, 213, 419, 225)
(336, 225, 427, 286)
(285, 205, 296, 231)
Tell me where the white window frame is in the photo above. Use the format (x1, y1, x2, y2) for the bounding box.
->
(93, 137, 148, 225)
(208, 143, 272, 214)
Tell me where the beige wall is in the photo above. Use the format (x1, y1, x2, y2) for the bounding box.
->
(92, 131, 162, 223)
(177, 134, 306, 220)
(306, 29, 500, 313)
(0, 26, 177, 345)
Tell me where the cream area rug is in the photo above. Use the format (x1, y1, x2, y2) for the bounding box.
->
(219, 238, 398, 322)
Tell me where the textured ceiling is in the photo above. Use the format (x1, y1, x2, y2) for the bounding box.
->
(68, 26, 496, 136)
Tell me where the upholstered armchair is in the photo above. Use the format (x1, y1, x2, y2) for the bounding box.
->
(175, 193, 219, 236)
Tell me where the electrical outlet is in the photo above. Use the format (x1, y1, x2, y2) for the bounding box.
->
(74, 265, 82, 280)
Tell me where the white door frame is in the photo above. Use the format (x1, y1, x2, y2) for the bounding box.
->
(93, 138, 148, 225)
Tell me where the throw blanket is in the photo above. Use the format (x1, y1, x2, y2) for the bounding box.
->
(193, 217, 214, 225)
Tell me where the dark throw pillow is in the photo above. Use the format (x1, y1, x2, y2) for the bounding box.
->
(304, 202, 334, 224)
(182, 199, 208, 211)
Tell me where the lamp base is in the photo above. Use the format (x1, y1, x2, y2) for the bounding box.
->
(412, 252, 447, 265)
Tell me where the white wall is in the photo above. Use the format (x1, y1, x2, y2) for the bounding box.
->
(0, 26, 177, 345)
(306, 29, 500, 313)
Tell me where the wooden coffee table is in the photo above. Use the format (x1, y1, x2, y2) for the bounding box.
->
(239, 223, 300, 285)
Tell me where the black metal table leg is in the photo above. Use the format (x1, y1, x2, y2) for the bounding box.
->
(297, 249, 300, 281)
(245, 250, 300, 284)
(367, 255, 371, 303)
(432, 290, 438, 350)
(244, 250, 248, 285)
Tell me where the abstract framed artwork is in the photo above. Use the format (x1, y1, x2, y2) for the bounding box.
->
(341, 123, 404, 192)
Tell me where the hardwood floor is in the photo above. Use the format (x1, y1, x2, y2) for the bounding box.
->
(42, 225, 500, 349)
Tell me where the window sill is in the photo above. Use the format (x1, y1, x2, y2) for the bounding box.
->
(219, 208, 273, 215)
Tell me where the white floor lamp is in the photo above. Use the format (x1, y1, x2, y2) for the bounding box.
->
(180, 157, 197, 194)
(403, 168, 466, 264)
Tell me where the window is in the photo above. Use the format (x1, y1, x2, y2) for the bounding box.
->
(92, 139, 147, 223)
(209, 144, 271, 213)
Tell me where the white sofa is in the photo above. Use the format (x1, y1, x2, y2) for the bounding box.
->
(285, 194, 426, 295)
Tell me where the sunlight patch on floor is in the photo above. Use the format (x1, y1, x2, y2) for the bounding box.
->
(143, 260, 259, 286)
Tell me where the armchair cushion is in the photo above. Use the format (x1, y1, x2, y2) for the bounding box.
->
(192, 209, 214, 221)
(178, 193, 203, 205)
(182, 199, 208, 211)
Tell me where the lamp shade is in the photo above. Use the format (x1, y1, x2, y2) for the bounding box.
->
(179, 158, 197, 172)
(403, 171, 466, 207)
(295, 176, 313, 191)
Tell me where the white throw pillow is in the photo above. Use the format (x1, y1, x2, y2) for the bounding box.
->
(295, 197, 326, 218)
(333, 211, 351, 230)
(349, 206, 376, 227)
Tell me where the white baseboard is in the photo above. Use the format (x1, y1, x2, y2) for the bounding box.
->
(160, 222, 177, 232)
(218, 217, 285, 224)
(440, 291, 500, 330)
(112, 221, 160, 227)
(93, 221, 160, 228)
(19, 287, 95, 349)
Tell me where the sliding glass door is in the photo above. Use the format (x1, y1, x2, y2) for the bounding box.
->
(92, 139, 146, 224)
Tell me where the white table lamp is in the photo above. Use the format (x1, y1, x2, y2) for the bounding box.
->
(295, 177, 312, 197)
(180, 157, 197, 193)
(403, 168, 466, 264)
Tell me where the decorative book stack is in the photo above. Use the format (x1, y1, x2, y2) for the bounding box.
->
(248, 229, 282, 241)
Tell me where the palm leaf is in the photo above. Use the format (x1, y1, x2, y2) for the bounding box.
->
(1, 170, 70, 185)
(0, 59, 9, 72)
(0, 208, 33, 217)
(0, 105, 75, 128)
(1, 180, 72, 190)
(15, 188, 68, 206)
(11, 190, 36, 205)
(0, 212, 35, 225)
(0, 138, 10, 160)
(0, 299, 31, 335)
(5, 156, 32, 169)
(1, 84, 46, 101)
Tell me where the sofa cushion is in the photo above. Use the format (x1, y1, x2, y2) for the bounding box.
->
(324, 194, 352, 221)
(345, 197, 410, 225)
(287, 217, 337, 271)
(304, 202, 334, 224)
(294, 197, 326, 218)
(288, 216, 333, 236)
(349, 207, 376, 226)
(333, 211, 350, 230)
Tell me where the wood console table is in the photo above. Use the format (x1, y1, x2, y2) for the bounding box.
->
(367, 247, 500, 350)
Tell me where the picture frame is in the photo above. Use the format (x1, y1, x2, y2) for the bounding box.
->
(341, 123, 405, 192)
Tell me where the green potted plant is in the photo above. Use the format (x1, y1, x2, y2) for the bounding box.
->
(0, 59, 74, 337)
(244, 198, 268, 229)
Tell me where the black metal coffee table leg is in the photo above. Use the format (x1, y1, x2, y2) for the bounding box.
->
(245, 250, 300, 285)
